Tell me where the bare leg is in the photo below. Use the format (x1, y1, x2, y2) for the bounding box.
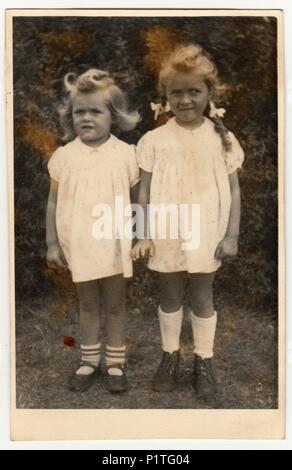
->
(101, 274, 127, 348)
(159, 272, 184, 312)
(101, 274, 128, 392)
(75, 280, 101, 345)
(188, 272, 216, 318)
(69, 280, 101, 391)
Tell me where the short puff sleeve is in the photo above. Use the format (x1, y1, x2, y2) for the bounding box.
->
(127, 144, 140, 187)
(224, 132, 245, 175)
(136, 133, 155, 173)
(47, 146, 65, 182)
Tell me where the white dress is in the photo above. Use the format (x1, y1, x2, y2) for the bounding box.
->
(48, 135, 139, 282)
(136, 117, 244, 273)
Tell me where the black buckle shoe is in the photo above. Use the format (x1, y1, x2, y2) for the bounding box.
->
(105, 365, 128, 393)
(69, 361, 100, 392)
(153, 351, 180, 392)
(192, 354, 217, 399)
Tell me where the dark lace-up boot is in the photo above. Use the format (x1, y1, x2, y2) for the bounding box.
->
(152, 351, 180, 392)
(192, 354, 217, 399)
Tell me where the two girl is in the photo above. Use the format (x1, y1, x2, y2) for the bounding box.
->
(46, 43, 244, 398)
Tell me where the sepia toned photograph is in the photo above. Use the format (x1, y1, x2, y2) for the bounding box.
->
(6, 9, 284, 440)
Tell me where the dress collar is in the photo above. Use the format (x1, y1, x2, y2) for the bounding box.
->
(76, 134, 115, 154)
(167, 116, 208, 133)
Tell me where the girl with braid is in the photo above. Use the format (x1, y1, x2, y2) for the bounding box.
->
(132, 44, 244, 399)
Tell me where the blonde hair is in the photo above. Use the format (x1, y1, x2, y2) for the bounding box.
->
(58, 69, 140, 142)
(158, 44, 232, 150)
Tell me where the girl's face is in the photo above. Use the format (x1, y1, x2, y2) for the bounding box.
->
(72, 91, 112, 146)
(166, 72, 210, 129)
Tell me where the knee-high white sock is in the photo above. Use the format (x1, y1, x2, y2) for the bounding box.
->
(158, 305, 183, 353)
(191, 311, 217, 359)
(77, 343, 101, 375)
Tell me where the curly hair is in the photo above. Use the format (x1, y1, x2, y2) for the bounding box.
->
(158, 44, 232, 151)
(58, 69, 140, 142)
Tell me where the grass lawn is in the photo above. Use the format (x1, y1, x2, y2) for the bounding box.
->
(15, 274, 278, 410)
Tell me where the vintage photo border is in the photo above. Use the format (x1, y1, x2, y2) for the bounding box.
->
(6, 8, 285, 441)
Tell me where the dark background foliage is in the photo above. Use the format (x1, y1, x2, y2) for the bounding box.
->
(13, 15, 278, 312)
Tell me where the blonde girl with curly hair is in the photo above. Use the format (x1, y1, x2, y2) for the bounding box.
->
(46, 69, 140, 393)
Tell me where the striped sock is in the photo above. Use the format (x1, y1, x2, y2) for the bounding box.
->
(105, 345, 126, 376)
(76, 343, 101, 375)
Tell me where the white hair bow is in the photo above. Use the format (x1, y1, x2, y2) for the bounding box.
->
(150, 102, 171, 120)
(209, 101, 226, 119)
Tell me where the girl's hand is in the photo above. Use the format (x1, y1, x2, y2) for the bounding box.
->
(131, 240, 155, 261)
(215, 235, 238, 260)
(46, 242, 67, 270)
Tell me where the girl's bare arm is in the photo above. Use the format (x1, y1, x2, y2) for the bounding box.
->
(225, 171, 241, 239)
(215, 170, 241, 259)
(131, 169, 154, 259)
(46, 179, 67, 268)
(46, 179, 59, 247)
